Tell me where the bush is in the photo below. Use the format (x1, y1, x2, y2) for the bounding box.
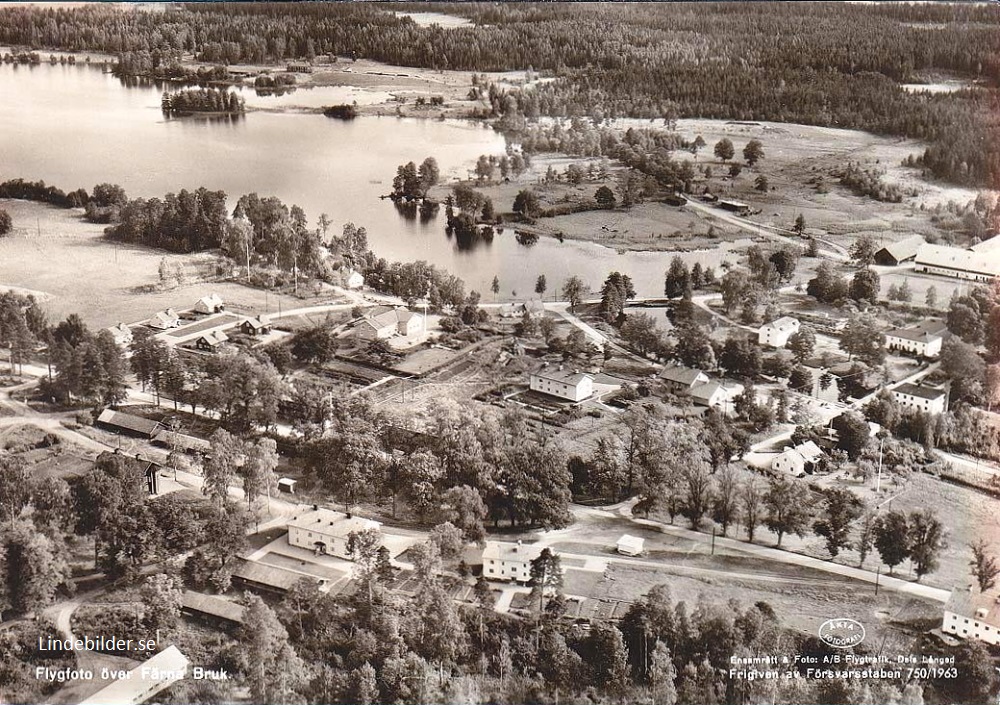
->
(0, 208, 11, 236)
(75, 410, 94, 426)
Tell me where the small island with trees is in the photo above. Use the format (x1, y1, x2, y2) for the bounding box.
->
(322, 103, 358, 120)
(161, 87, 245, 117)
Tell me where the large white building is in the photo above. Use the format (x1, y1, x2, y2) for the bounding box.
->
(482, 541, 547, 582)
(287, 506, 381, 560)
(942, 589, 1000, 646)
(758, 317, 801, 348)
(884, 321, 946, 359)
(914, 244, 1000, 283)
(530, 368, 594, 402)
(891, 383, 948, 415)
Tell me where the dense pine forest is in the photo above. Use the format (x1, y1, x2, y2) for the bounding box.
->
(0, 2, 996, 186)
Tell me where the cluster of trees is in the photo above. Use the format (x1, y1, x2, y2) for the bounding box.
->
(718, 245, 799, 324)
(807, 261, 881, 308)
(0, 208, 11, 236)
(837, 163, 904, 203)
(107, 186, 229, 253)
(361, 258, 466, 311)
(299, 397, 571, 533)
(391, 157, 439, 199)
(0, 178, 98, 211)
(160, 86, 244, 115)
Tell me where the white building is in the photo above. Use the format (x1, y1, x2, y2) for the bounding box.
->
(530, 368, 594, 402)
(107, 322, 133, 347)
(914, 244, 1000, 283)
(616, 535, 644, 556)
(658, 364, 710, 394)
(482, 541, 546, 582)
(688, 380, 744, 412)
(286, 506, 381, 560)
(344, 269, 365, 289)
(772, 441, 825, 476)
(148, 308, 181, 330)
(758, 317, 801, 348)
(884, 321, 946, 359)
(891, 383, 948, 415)
(942, 589, 1000, 646)
(355, 306, 423, 341)
(194, 293, 225, 314)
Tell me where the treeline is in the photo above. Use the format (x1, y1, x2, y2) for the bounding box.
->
(0, 178, 89, 209)
(161, 86, 244, 115)
(107, 187, 229, 252)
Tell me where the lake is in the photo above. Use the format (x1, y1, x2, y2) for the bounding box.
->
(0, 62, 731, 298)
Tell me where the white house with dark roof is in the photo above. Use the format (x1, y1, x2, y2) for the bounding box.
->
(482, 541, 547, 582)
(884, 321, 946, 358)
(758, 316, 800, 348)
(530, 368, 594, 402)
(287, 506, 381, 560)
(943, 589, 1000, 646)
(891, 383, 948, 414)
(914, 244, 1000, 282)
(658, 364, 710, 394)
(148, 308, 181, 330)
(106, 322, 133, 347)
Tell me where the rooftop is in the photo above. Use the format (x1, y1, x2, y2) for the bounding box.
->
(198, 330, 229, 346)
(886, 320, 947, 343)
(781, 440, 825, 463)
(96, 409, 163, 436)
(482, 540, 546, 563)
(287, 506, 381, 538)
(658, 364, 707, 386)
(181, 590, 244, 624)
(761, 316, 799, 333)
(232, 559, 320, 591)
(892, 383, 947, 401)
(78, 646, 189, 705)
(363, 306, 420, 330)
(946, 588, 1000, 627)
(532, 368, 593, 386)
(876, 234, 925, 260)
(688, 380, 743, 404)
(915, 244, 1000, 277)
(152, 430, 211, 453)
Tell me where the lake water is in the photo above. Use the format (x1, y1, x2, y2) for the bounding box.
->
(0, 62, 728, 298)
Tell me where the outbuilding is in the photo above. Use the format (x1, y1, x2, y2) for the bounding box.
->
(616, 535, 644, 556)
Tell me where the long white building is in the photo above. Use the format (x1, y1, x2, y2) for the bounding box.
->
(913, 244, 1000, 283)
(943, 589, 1000, 646)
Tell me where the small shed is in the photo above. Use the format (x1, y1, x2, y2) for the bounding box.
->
(277, 478, 297, 494)
(616, 534, 644, 556)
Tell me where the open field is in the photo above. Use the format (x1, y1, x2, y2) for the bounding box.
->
(0, 200, 318, 328)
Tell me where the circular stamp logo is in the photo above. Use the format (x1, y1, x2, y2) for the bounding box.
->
(819, 619, 866, 649)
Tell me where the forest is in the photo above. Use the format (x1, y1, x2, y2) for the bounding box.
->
(0, 3, 995, 185)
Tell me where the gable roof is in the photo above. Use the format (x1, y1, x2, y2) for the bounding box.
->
(152, 430, 212, 453)
(107, 322, 131, 339)
(96, 409, 163, 436)
(150, 308, 180, 326)
(688, 381, 743, 404)
(876, 235, 925, 262)
(915, 244, 1000, 277)
(242, 315, 270, 330)
(196, 293, 224, 308)
(658, 364, 708, 386)
(197, 330, 229, 347)
(363, 306, 418, 331)
(287, 506, 381, 538)
(231, 559, 320, 591)
(181, 590, 245, 624)
(946, 589, 1000, 627)
(970, 236, 1000, 253)
(78, 646, 189, 705)
(780, 440, 825, 464)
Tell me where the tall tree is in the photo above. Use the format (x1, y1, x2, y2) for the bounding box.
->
(763, 476, 812, 547)
(907, 509, 946, 581)
(873, 510, 910, 574)
(812, 488, 863, 558)
(970, 538, 1000, 593)
(241, 593, 306, 703)
(561, 276, 586, 312)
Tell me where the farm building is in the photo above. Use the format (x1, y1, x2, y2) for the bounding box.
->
(500, 299, 546, 319)
(286, 506, 381, 560)
(658, 364, 710, 394)
(891, 383, 948, 415)
(148, 308, 181, 330)
(240, 315, 271, 336)
(277, 478, 298, 494)
(970, 236, 1000, 253)
(152, 430, 211, 455)
(884, 321, 946, 358)
(231, 559, 322, 596)
(181, 590, 244, 628)
(873, 235, 925, 266)
(758, 316, 800, 347)
(771, 441, 825, 476)
(195, 330, 229, 350)
(688, 381, 744, 412)
(616, 535, 644, 556)
(106, 322, 133, 347)
(914, 244, 1000, 282)
(194, 293, 224, 314)
(529, 368, 594, 402)
(78, 645, 189, 705)
(482, 541, 546, 583)
(718, 199, 750, 215)
(96, 409, 163, 438)
(355, 306, 423, 341)
(942, 589, 1000, 646)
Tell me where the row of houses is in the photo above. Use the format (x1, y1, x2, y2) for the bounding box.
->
(758, 312, 947, 360)
(874, 235, 1000, 282)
